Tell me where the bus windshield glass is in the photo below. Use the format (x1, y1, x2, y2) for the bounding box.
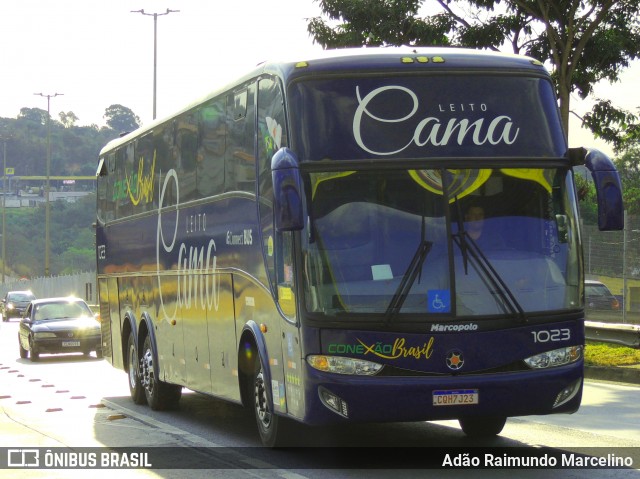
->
(303, 168, 581, 319)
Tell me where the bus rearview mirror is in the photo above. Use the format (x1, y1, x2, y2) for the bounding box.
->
(272, 147, 304, 232)
(580, 149, 624, 231)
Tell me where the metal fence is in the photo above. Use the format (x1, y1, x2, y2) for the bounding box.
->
(583, 213, 640, 325)
(0, 271, 96, 304)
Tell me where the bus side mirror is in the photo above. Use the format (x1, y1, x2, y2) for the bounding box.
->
(272, 147, 304, 232)
(571, 148, 624, 231)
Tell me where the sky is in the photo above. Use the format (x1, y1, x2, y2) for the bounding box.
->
(1, 0, 638, 158)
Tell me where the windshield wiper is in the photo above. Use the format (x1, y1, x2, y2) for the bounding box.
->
(452, 220, 525, 320)
(384, 239, 433, 323)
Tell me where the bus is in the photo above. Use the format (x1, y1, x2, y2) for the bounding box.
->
(95, 47, 623, 446)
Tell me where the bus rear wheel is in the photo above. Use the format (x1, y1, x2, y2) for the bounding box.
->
(250, 354, 293, 447)
(127, 332, 146, 405)
(140, 334, 181, 410)
(459, 416, 507, 437)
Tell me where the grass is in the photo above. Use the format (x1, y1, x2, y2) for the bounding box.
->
(584, 341, 640, 368)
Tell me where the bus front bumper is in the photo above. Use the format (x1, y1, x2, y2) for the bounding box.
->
(299, 362, 583, 425)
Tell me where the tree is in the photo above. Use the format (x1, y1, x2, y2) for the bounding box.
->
(307, 0, 454, 47)
(308, 0, 640, 144)
(613, 146, 640, 214)
(17, 107, 49, 125)
(583, 102, 640, 153)
(103, 104, 141, 133)
(59, 111, 79, 128)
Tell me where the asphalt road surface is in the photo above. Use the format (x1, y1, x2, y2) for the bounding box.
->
(1, 318, 638, 479)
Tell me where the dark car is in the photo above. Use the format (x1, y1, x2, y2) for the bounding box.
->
(585, 280, 622, 322)
(18, 297, 102, 361)
(585, 280, 620, 310)
(2, 290, 36, 321)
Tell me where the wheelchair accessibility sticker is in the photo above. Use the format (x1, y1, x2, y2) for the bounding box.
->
(428, 290, 451, 313)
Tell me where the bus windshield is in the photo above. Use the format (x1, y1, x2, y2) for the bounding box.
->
(303, 167, 581, 319)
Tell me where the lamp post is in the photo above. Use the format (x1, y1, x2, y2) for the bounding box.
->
(131, 8, 180, 120)
(2, 138, 6, 283)
(34, 92, 63, 277)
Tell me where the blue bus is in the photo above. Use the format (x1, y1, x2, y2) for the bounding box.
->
(96, 47, 623, 446)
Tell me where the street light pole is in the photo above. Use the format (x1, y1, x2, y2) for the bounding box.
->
(131, 8, 180, 120)
(623, 210, 628, 323)
(34, 92, 63, 277)
(2, 139, 6, 283)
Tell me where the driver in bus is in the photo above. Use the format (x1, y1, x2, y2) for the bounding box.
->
(464, 203, 505, 249)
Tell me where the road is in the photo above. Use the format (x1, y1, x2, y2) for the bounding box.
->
(0, 318, 639, 478)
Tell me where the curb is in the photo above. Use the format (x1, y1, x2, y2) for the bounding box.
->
(584, 366, 640, 385)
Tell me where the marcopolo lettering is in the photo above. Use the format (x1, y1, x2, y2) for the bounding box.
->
(431, 323, 479, 332)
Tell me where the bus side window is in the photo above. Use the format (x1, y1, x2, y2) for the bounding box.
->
(134, 133, 163, 211)
(113, 146, 133, 220)
(226, 85, 255, 193)
(175, 113, 198, 202)
(197, 98, 226, 197)
(97, 154, 114, 223)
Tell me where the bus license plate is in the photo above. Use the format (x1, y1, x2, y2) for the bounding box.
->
(62, 340, 80, 347)
(433, 389, 479, 406)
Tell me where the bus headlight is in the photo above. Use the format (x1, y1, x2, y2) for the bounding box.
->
(524, 346, 582, 369)
(307, 355, 383, 375)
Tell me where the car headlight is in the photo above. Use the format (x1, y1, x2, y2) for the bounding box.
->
(34, 332, 57, 339)
(524, 346, 582, 369)
(7, 303, 15, 310)
(307, 355, 383, 375)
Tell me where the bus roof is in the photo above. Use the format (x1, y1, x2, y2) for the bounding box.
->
(99, 47, 548, 156)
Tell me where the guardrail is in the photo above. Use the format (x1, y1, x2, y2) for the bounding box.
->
(585, 321, 640, 349)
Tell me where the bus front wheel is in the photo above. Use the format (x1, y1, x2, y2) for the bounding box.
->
(250, 354, 293, 447)
(127, 332, 146, 405)
(459, 416, 507, 437)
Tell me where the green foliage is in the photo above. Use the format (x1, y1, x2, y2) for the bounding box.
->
(575, 172, 598, 224)
(307, 0, 454, 48)
(307, 0, 640, 144)
(18, 107, 49, 126)
(59, 111, 79, 128)
(614, 147, 640, 214)
(585, 341, 640, 367)
(3, 194, 97, 277)
(583, 101, 640, 153)
(103, 104, 141, 134)
(0, 116, 120, 178)
(0, 103, 139, 278)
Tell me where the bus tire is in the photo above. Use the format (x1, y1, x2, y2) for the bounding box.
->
(127, 332, 147, 405)
(459, 416, 507, 437)
(250, 353, 293, 447)
(140, 333, 182, 411)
